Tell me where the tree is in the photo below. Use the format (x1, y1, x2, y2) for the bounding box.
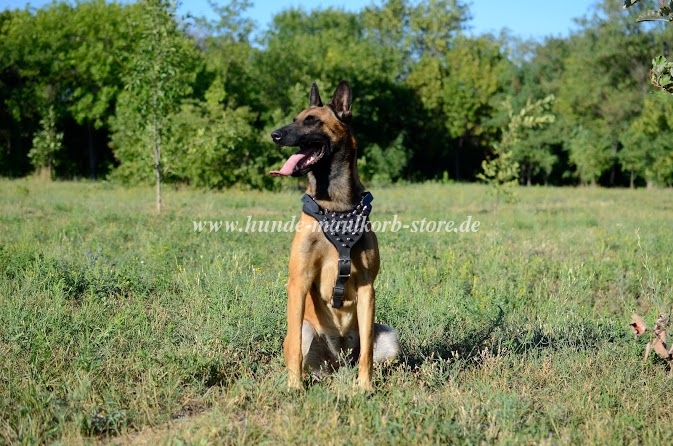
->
(112, 0, 198, 213)
(166, 84, 263, 189)
(0, 4, 76, 177)
(191, 0, 259, 111)
(567, 126, 612, 186)
(360, 132, 409, 184)
(443, 36, 506, 178)
(499, 37, 570, 185)
(621, 91, 673, 187)
(511, 126, 559, 186)
(0, 1, 141, 179)
(478, 95, 555, 210)
(28, 106, 62, 179)
(406, 35, 505, 178)
(555, 0, 650, 186)
(65, 0, 138, 179)
(623, 0, 673, 187)
(4, 0, 673, 187)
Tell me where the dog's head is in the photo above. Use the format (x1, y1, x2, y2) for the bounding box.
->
(270, 81, 352, 177)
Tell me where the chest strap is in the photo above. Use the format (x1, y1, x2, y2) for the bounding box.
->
(301, 192, 373, 308)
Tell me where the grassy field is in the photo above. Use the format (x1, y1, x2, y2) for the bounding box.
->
(1, 179, 672, 445)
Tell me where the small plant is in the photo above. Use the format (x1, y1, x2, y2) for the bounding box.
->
(476, 148, 520, 211)
(116, 0, 197, 213)
(630, 312, 672, 361)
(477, 95, 555, 212)
(29, 106, 63, 180)
(630, 228, 672, 363)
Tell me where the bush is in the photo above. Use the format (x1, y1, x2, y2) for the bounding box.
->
(359, 132, 409, 185)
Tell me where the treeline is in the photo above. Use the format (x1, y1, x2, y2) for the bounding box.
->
(1, 0, 672, 188)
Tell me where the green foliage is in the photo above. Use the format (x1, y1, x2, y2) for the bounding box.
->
(626, 0, 673, 22)
(567, 127, 613, 186)
(476, 149, 519, 209)
(623, 0, 673, 187)
(406, 32, 506, 176)
(407, 0, 469, 57)
(649, 55, 673, 93)
(64, 0, 137, 129)
(1, 0, 673, 187)
(28, 106, 62, 179)
(619, 92, 673, 187)
(499, 37, 568, 185)
(554, 1, 649, 186)
(0, 1, 139, 178)
(122, 1, 197, 121)
(360, 133, 409, 185)
(167, 92, 266, 189)
(626, 1, 673, 94)
(478, 96, 555, 209)
(111, 0, 198, 211)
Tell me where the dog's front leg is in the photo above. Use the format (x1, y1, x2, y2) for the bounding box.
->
(284, 275, 308, 389)
(356, 284, 375, 391)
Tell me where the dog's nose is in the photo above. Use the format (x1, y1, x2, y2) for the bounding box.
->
(271, 130, 283, 142)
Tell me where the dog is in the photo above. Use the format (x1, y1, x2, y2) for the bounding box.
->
(270, 81, 399, 391)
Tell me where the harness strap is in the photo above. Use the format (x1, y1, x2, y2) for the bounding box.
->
(301, 192, 373, 308)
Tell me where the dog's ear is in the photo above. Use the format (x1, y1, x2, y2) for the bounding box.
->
(329, 80, 352, 123)
(309, 82, 323, 107)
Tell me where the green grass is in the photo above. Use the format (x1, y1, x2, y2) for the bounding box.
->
(1, 179, 672, 445)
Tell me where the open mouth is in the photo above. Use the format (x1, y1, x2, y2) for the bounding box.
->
(269, 142, 327, 177)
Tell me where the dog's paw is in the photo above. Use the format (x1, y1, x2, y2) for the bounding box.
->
(287, 375, 304, 391)
(357, 378, 374, 393)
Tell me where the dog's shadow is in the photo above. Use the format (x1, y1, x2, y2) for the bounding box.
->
(396, 305, 506, 371)
(387, 304, 624, 377)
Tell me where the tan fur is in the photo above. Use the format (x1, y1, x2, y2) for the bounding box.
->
(278, 82, 398, 391)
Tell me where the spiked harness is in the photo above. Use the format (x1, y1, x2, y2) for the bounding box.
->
(301, 192, 373, 309)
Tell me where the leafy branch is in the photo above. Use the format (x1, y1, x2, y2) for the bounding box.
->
(650, 56, 673, 93)
(623, 0, 673, 22)
(625, 1, 673, 93)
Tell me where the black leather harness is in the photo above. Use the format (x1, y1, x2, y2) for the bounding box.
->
(301, 192, 373, 309)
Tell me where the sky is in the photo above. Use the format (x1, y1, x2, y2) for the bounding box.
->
(1, 0, 598, 41)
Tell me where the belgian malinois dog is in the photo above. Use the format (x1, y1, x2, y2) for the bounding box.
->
(270, 81, 399, 391)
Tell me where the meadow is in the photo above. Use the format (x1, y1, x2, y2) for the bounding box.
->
(1, 179, 672, 445)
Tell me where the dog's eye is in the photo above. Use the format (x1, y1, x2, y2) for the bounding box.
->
(303, 116, 321, 125)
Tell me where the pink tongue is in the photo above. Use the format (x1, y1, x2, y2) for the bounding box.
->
(269, 153, 306, 176)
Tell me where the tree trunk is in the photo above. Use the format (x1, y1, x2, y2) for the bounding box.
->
(153, 94, 162, 214)
(609, 143, 618, 186)
(87, 123, 96, 180)
(526, 164, 532, 187)
(155, 154, 161, 214)
(609, 162, 616, 186)
(454, 136, 463, 181)
(630, 169, 634, 189)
